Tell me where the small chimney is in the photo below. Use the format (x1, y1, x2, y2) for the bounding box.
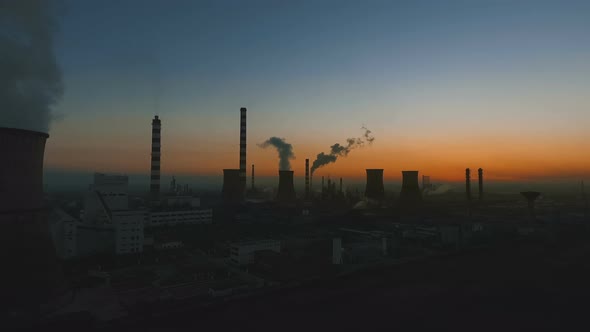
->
(322, 176, 325, 196)
(466, 168, 472, 201)
(339, 177, 343, 194)
(277, 170, 296, 203)
(251, 164, 255, 191)
(478, 168, 483, 200)
(365, 169, 385, 201)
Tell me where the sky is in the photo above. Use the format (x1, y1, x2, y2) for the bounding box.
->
(43, 0, 590, 185)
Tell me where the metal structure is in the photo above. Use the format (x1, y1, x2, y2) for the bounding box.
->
(150, 115, 161, 203)
(365, 169, 385, 201)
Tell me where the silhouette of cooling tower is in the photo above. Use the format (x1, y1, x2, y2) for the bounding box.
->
(277, 170, 296, 203)
(222, 169, 243, 204)
(0, 128, 64, 311)
(400, 171, 422, 205)
(365, 169, 385, 200)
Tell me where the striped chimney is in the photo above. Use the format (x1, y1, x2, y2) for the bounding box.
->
(150, 115, 161, 203)
(239, 107, 247, 190)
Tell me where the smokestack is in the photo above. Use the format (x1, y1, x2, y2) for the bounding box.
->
(322, 176, 325, 196)
(305, 159, 310, 199)
(222, 169, 243, 205)
(365, 169, 385, 200)
(466, 168, 472, 201)
(478, 168, 483, 200)
(0, 128, 64, 311)
(400, 171, 422, 205)
(277, 170, 296, 203)
(251, 164, 255, 191)
(239, 107, 247, 191)
(150, 115, 161, 203)
(340, 178, 343, 194)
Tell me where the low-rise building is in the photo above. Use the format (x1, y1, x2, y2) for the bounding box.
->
(149, 208, 213, 227)
(230, 240, 281, 266)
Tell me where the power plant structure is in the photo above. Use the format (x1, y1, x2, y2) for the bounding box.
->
(0, 127, 64, 312)
(239, 107, 247, 191)
(478, 168, 484, 200)
(277, 170, 296, 203)
(150, 115, 162, 203)
(465, 168, 472, 201)
(305, 159, 310, 200)
(365, 169, 385, 201)
(222, 169, 243, 205)
(399, 171, 422, 205)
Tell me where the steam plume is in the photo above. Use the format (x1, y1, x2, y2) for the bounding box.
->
(311, 126, 375, 174)
(258, 137, 295, 171)
(0, 0, 63, 133)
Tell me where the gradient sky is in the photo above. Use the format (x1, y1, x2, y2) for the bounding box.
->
(46, 0, 590, 183)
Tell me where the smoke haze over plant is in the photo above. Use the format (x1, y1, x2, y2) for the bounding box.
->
(258, 137, 295, 171)
(311, 127, 375, 174)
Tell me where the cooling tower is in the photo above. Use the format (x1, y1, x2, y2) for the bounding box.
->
(277, 170, 296, 203)
(222, 169, 243, 204)
(0, 128, 64, 311)
(399, 171, 422, 205)
(239, 108, 247, 191)
(150, 115, 161, 203)
(365, 169, 385, 200)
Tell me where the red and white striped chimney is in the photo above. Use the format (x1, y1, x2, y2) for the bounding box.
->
(150, 115, 161, 203)
(239, 107, 247, 190)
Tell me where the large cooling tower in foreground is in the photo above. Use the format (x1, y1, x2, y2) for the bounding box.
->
(277, 170, 296, 203)
(0, 127, 64, 312)
(365, 169, 385, 200)
(399, 170, 422, 205)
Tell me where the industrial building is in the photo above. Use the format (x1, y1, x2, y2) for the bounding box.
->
(230, 240, 281, 266)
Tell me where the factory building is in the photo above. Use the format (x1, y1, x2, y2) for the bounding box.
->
(112, 210, 146, 255)
(149, 209, 213, 227)
(230, 240, 281, 266)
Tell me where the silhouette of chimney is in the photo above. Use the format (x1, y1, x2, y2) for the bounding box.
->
(465, 168, 472, 201)
(365, 169, 385, 200)
(277, 170, 296, 203)
(239, 107, 247, 191)
(0, 128, 64, 310)
(251, 164, 255, 191)
(305, 159, 310, 199)
(339, 177, 343, 194)
(322, 176, 325, 196)
(222, 169, 243, 205)
(400, 171, 422, 205)
(150, 115, 161, 203)
(478, 168, 483, 200)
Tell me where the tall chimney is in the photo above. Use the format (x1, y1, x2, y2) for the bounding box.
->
(277, 170, 296, 203)
(251, 164, 255, 191)
(400, 171, 422, 205)
(466, 168, 472, 201)
(478, 168, 483, 200)
(365, 169, 385, 201)
(150, 115, 161, 203)
(339, 177, 343, 194)
(0, 128, 64, 312)
(305, 159, 310, 199)
(239, 108, 247, 191)
(222, 169, 243, 205)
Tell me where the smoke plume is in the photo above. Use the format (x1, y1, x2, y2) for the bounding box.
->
(311, 126, 375, 174)
(0, 0, 63, 133)
(258, 137, 295, 171)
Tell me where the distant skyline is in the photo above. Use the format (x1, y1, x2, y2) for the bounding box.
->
(43, 0, 590, 183)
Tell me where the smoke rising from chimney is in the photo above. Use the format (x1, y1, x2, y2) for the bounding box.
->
(0, 0, 63, 133)
(311, 126, 375, 174)
(258, 137, 295, 171)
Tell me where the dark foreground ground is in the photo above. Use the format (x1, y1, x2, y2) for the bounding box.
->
(51, 229, 590, 331)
